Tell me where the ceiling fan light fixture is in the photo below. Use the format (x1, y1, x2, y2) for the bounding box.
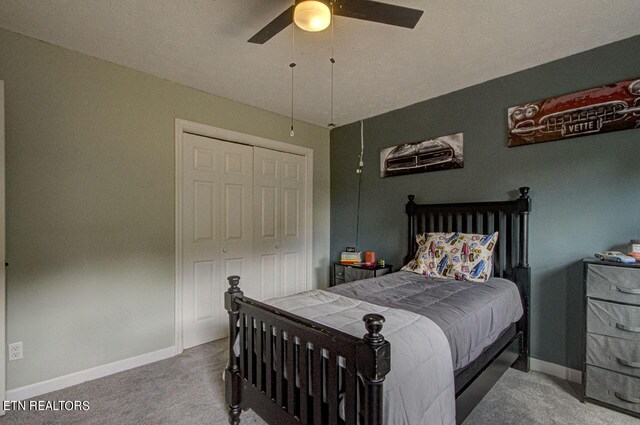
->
(294, 0, 331, 32)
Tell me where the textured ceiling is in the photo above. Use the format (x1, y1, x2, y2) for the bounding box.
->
(1, 1, 639, 127)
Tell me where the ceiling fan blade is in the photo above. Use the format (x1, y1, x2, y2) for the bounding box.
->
(334, 0, 423, 29)
(248, 6, 295, 44)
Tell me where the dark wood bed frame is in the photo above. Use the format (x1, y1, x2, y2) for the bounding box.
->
(225, 187, 531, 425)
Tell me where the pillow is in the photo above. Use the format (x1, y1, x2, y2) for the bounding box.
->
(403, 231, 498, 282)
(401, 233, 429, 274)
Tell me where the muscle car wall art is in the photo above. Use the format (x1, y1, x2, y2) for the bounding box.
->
(508, 78, 640, 147)
(380, 132, 463, 178)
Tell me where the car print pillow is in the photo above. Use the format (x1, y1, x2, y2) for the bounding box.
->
(401, 233, 430, 274)
(403, 232, 498, 282)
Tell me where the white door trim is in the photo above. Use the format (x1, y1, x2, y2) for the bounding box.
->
(174, 119, 314, 354)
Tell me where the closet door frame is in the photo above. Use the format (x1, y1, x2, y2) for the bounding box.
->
(174, 119, 313, 354)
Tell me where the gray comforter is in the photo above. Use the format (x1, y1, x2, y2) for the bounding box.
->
(265, 290, 455, 425)
(328, 271, 523, 371)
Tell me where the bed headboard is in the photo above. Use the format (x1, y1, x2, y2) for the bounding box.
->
(404, 187, 532, 371)
(404, 187, 531, 282)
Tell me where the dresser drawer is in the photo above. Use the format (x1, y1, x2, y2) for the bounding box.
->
(344, 267, 373, 282)
(587, 264, 640, 305)
(586, 366, 640, 414)
(586, 333, 640, 378)
(587, 299, 640, 342)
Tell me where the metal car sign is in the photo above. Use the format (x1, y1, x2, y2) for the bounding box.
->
(380, 132, 464, 177)
(508, 78, 640, 147)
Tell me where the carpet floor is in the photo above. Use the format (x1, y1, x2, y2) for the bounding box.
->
(1, 339, 637, 425)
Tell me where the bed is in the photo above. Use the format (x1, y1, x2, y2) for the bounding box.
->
(224, 187, 531, 425)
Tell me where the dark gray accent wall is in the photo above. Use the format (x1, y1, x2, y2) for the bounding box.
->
(330, 35, 640, 369)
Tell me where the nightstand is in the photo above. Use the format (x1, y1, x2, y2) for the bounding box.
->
(583, 258, 640, 418)
(332, 263, 393, 287)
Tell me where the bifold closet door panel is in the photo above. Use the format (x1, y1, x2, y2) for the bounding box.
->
(280, 151, 307, 296)
(219, 139, 255, 297)
(182, 133, 253, 348)
(254, 147, 282, 301)
(253, 148, 308, 301)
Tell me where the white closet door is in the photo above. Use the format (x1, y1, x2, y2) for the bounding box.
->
(220, 141, 254, 293)
(182, 133, 252, 348)
(253, 147, 281, 300)
(280, 152, 307, 295)
(254, 148, 307, 300)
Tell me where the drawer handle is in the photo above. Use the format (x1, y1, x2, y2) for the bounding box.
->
(615, 323, 640, 333)
(614, 392, 640, 404)
(616, 357, 640, 369)
(616, 286, 640, 295)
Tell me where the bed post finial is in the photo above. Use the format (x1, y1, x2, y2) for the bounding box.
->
(363, 313, 385, 346)
(518, 187, 530, 199)
(357, 313, 390, 425)
(225, 276, 243, 425)
(227, 275, 241, 294)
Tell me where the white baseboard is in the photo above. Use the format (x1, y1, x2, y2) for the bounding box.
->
(6, 346, 176, 401)
(530, 357, 582, 384)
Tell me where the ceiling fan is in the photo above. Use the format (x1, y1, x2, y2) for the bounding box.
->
(248, 0, 424, 44)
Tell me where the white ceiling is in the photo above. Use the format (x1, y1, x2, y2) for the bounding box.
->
(1, 1, 639, 127)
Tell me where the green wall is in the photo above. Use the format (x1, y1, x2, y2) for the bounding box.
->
(0, 28, 330, 390)
(330, 35, 640, 369)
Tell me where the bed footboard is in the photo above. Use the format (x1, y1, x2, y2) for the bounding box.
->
(224, 276, 391, 425)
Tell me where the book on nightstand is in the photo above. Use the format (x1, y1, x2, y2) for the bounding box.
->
(340, 251, 361, 264)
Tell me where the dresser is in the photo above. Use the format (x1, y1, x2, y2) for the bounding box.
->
(332, 263, 393, 287)
(583, 258, 640, 417)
